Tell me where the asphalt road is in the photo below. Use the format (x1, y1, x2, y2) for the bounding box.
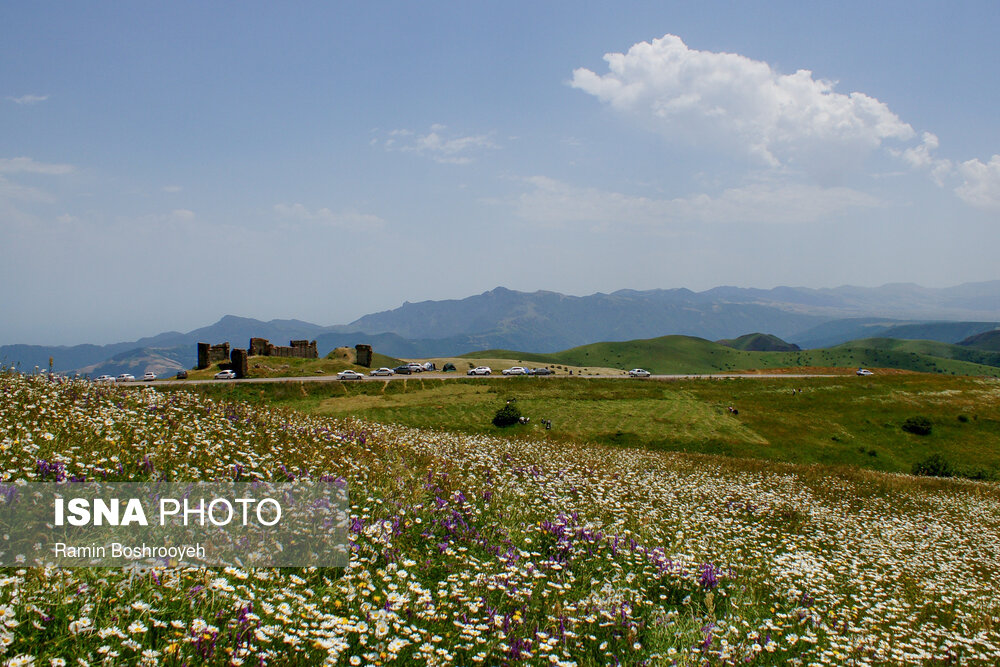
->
(124, 371, 840, 387)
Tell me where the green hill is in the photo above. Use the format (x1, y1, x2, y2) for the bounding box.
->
(464, 334, 1000, 377)
(958, 329, 1000, 352)
(717, 333, 800, 352)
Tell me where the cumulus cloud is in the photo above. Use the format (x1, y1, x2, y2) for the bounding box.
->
(7, 94, 49, 105)
(571, 34, 914, 175)
(273, 203, 384, 229)
(516, 176, 880, 228)
(0, 156, 74, 175)
(381, 124, 498, 164)
(954, 155, 1000, 210)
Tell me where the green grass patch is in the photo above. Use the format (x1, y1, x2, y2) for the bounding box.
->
(165, 374, 1000, 478)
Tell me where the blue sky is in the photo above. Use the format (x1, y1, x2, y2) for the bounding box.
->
(3, 2, 999, 344)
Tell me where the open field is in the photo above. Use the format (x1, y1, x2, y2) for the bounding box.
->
(175, 374, 1000, 479)
(2, 371, 999, 664)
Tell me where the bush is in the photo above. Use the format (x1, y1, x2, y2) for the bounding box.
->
(492, 402, 522, 428)
(912, 453, 952, 478)
(901, 416, 932, 436)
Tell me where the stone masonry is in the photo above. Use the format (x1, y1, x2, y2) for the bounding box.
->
(197, 342, 231, 369)
(231, 348, 249, 379)
(247, 338, 318, 359)
(355, 344, 373, 367)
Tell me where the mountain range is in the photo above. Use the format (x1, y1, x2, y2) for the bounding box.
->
(4, 281, 1000, 376)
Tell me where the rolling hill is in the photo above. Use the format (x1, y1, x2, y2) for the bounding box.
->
(958, 329, 1000, 352)
(463, 335, 1000, 377)
(717, 333, 800, 352)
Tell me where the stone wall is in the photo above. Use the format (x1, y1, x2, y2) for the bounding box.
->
(246, 338, 318, 359)
(197, 342, 231, 369)
(355, 344, 373, 367)
(231, 348, 249, 379)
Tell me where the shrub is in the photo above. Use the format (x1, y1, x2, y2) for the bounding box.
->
(901, 416, 932, 436)
(912, 453, 952, 478)
(492, 402, 522, 428)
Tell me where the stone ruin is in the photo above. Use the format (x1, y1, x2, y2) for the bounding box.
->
(355, 344, 373, 368)
(195, 337, 372, 378)
(231, 348, 249, 379)
(248, 338, 318, 359)
(197, 342, 231, 369)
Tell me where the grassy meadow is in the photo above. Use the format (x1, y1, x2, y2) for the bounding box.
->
(2, 370, 999, 665)
(176, 374, 1000, 479)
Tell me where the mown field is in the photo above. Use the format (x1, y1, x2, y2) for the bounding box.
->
(2, 370, 999, 665)
(177, 374, 1000, 479)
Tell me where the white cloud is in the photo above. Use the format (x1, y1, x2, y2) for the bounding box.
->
(273, 203, 384, 229)
(7, 94, 49, 105)
(381, 124, 498, 164)
(0, 175, 52, 204)
(0, 156, 74, 175)
(954, 155, 1000, 210)
(162, 185, 183, 193)
(571, 34, 914, 174)
(516, 176, 880, 228)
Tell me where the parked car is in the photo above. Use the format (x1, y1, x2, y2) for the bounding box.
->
(467, 366, 492, 376)
(529, 367, 553, 376)
(628, 368, 651, 378)
(94, 374, 115, 383)
(393, 365, 413, 375)
(337, 370, 364, 381)
(116, 373, 136, 383)
(369, 367, 394, 376)
(214, 370, 236, 380)
(175, 370, 188, 379)
(406, 363, 425, 373)
(856, 368, 874, 376)
(143, 372, 156, 381)
(502, 366, 528, 376)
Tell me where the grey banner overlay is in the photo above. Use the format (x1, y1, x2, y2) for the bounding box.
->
(0, 481, 350, 568)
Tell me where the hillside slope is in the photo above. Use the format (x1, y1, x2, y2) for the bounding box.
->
(466, 335, 1000, 376)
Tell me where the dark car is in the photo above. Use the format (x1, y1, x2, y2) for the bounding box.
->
(529, 368, 553, 376)
(393, 365, 412, 375)
(176, 370, 188, 379)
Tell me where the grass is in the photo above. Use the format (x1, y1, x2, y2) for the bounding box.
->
(5, 370, 999, 665)
(170, 373, 1000, 479)
(182, 351, 404, 380)
(466, 334, 1000, 376)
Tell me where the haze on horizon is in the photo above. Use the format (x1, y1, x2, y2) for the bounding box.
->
(2, 2, 998, 346)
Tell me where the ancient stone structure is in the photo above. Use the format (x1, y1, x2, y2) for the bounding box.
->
(231, 348, 249, 379)
(197, 342, 231, 369)
(355, 344, 373, 368)
(247, 338, 318, 359)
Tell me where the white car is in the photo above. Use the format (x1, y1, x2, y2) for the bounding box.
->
(337, 370, 364, 381)
(369, 367, 394, 376)
(406, 363, 425, 373)
(143, 372, 156, 381)
(94, 374, 115, 383)
(467, 366, 492, 376)
(856, 368, 874, 376)
(116, 373, 136, 383)
(628, 368, 651, 378)
(502, 367, 528, 376)
(214, 370, 236, 380)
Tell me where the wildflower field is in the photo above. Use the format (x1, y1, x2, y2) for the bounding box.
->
(1, 371, 999, 665)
